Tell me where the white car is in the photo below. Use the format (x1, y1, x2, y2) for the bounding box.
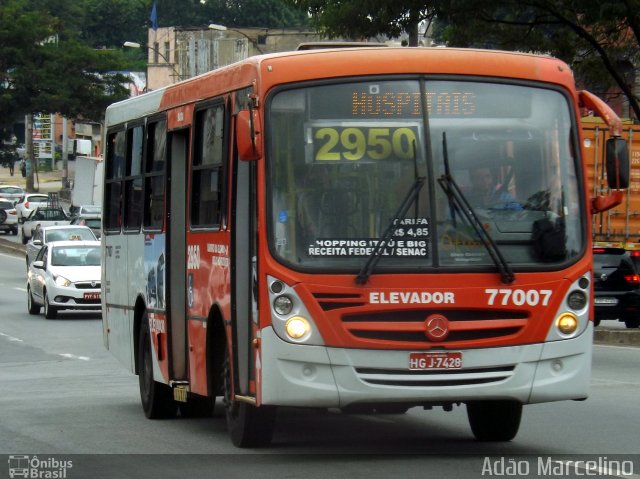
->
(14, 193, 50, 221)
(21, 206, 70, 244)
(0, 199, 18, 235)
(27, 240, 102, 319)
(0, 184, 25, 205)
(26, 224, 98, 267)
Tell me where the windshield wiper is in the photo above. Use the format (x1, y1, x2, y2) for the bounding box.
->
(438, 132, 515, 284)
(355, 175, 426, 285)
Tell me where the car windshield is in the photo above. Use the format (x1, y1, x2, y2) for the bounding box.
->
(51, 246, 101, 266)
(45, 228, 96, 242)
(0, 201, 13, 209)
(267, 79, 583, 273)
(0, 187, 22, 194)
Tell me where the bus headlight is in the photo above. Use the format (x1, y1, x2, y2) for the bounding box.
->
(556, 313, 579, 335)
(273, 295, 293, 316)
(285, 316, 311, 341)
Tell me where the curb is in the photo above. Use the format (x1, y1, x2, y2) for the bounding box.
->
(0, 234, 639, 347)
(594, 328, 640, 346)
(0, 237, 26, 257)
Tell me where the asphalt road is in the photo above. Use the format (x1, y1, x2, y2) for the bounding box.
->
(0, 249, 639, 478)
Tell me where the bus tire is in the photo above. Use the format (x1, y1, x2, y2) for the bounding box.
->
(138, 315, 177, 419)
(222, 348, 276, 447)
(467, 400, 522, 441)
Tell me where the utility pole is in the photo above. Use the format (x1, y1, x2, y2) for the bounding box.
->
(25, 113, 35, 192)
(62, 116, 69, 188)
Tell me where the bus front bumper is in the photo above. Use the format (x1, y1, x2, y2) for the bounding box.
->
(259, 323, 592, 408)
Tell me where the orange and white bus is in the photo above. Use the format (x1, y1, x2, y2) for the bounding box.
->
(102, 47, 628, 447)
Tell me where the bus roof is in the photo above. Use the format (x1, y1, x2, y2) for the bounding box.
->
(105, 47, 574, 128)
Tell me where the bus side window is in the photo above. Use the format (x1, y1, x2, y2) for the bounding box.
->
(191, 103, 226, 229)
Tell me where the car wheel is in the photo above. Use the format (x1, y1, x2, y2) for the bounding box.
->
(623, 317, 640, 328)
(27, 286, 40, 315)
(222, 343, 276, 447)
(138, 312, 177, 419)
(0, 210, 6, 224)
(44, 291, 57, 319)
(11, 227, 17, 236)
(467, 400, 522, 441)
(21, 231, 28, 245)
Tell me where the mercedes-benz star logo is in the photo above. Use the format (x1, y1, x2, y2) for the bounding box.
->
(425, 314, 450, 341)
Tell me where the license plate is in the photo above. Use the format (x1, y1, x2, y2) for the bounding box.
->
(594, 297, 618, 305)
(409, 352, 462, 370)
(84, 292, 101, 300)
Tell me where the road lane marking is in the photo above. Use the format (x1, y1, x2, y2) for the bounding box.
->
(0, 332, 23, 342)
(59, 353, 91, 361)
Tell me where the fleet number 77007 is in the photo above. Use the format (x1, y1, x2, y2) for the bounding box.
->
(485, 289, 552, 307)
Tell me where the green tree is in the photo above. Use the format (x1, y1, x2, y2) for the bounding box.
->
(0, 0, 130, 131)
(152, 0, 308, 29)
(285, 0, 435, 45)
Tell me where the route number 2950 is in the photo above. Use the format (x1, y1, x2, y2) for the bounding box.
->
(485, 288, 552, 306)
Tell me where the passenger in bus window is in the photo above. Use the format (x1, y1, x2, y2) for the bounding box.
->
(468, 167, 522, 210)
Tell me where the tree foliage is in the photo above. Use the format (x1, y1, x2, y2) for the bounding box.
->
(285, 0, 435, 45)
(0, 0, 130, 134)
(152, 0, 309, 29)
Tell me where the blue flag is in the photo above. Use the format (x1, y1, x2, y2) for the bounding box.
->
(150, 1, 158, 31)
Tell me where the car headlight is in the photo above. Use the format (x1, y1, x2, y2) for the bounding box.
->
(54, 275, 71, 287)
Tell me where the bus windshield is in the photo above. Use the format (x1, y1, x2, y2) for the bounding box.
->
(267, 79, 582, 272)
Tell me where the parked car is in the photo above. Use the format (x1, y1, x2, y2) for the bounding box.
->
(69, 214, 102, 239)
(26, 240, 102, 319)
(0, 184, 25, 205)
(0, 199, 18, 235)
(593, 247, 640, 328)
(26, 224, 97, 267)
(21, 206, 70, 244)
(14, 193, 50, 221)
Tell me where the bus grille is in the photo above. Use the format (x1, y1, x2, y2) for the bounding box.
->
(355, 365, 516, 387)
(341, 310, 527, 344)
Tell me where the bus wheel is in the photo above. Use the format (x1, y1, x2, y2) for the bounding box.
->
(222, 349, 276, 447)
(138, 316, 177, 419)
(467, 400, 522, 441)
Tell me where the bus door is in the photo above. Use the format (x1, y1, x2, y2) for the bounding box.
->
(167, 128, 190, 380)
(232, 143, 257, 396)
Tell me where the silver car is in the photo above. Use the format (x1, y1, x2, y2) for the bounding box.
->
(27, 240, 102, 319)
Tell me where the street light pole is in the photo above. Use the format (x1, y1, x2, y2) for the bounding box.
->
(208, 24, 265, 54)
(123, 41, 181, 91)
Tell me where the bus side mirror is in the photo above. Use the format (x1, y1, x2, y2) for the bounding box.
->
(591, 138, 629, 214)
(606, 138, 629, 189)
(236, 109, 262, 161)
